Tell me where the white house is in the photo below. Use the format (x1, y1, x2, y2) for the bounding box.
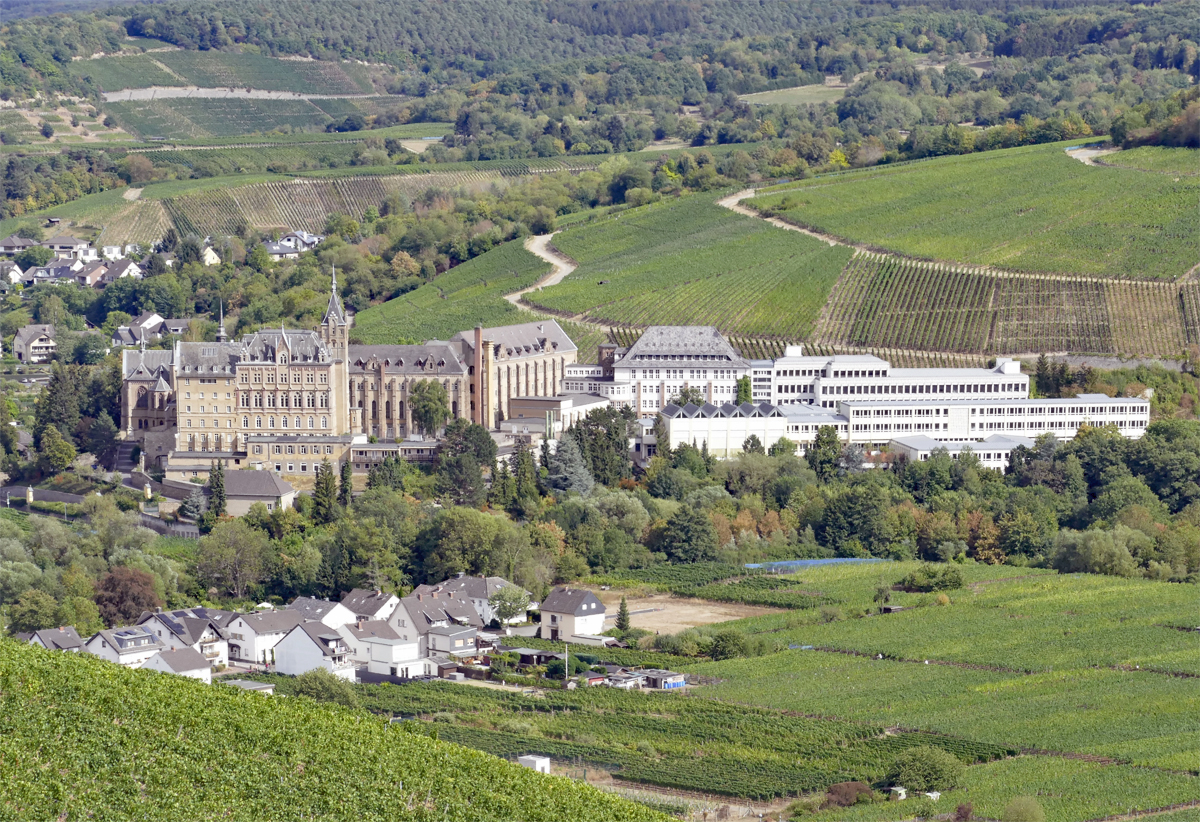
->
(137, 608, 229, 668)
(427, 624, 479, 656)
(273, 622, 356, 680)
(84, 626, 165, 668)
(280, 230, 323, 251)
(413, 575, 532, 626)
(389, 589, 482, 657)
(0, 260, 22, 284)
(224, 610, 303, 665)
(42, 234, 90, 258)
(200, 247, 221, 266)
(285, 596, 356, 629)
(102, 245, 125, 261)
(263, 242, 300, 260)
(538, 587, 606, 640)
(17, 626, 85, 652)
(0, 234, 38, 256)
(142, 647, 213, 683)
(339, 588, 400, 623)
(336, 619, 418, 669)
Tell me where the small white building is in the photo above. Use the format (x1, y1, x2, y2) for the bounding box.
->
(17, 626, 85, 652)
(285, 596, 356, 629)
(222, 679, 276, 695)
(102, 245, 125, 261)
(888, 434, 1034, 470)
(143, 647, 213, 683)
(518, 755, 551, 774)
(279, 230, 323, 251)
(224, 610, 303, 665)
(84, 626, 165, 668)
(273, 621, 357, 680)
(337, 619, 406, 666)
(538, 587, 606, 641)
(426, 624, 478, 656)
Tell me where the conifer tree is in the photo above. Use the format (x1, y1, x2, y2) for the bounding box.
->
(338, 459, 354, 507)
(546, 436, 593, 496)
(312, 459, 338, 524)
(208, 460, 226, 517)
(616, 596, 631, 632)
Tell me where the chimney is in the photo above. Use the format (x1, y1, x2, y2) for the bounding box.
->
(431, 592, 438, 599)
(416, 593, 423, 601)
(357, 620, 364, 630)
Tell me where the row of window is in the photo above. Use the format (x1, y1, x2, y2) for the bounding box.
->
(241, 416, 328, 429)
(825, 382, 1021, 397)
(241, 372, 327, 384)
(854, 423, 949, 432)
(240, 393, 329, 408)
(250, 444, 335, 456)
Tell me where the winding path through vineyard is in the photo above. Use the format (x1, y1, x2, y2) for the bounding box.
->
(716, 189, 844, 248)
(509, 233, 579, 306)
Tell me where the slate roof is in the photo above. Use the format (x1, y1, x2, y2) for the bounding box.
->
(400, 592, 483, 632)
(43, 234, 86, 247)
(0, 234, 37, 249)
(540, 586, 604, 617)
(343, 619, 400, 641)
(231, 609, 303, 634)
(291, 622, 350, 657)
(151, 647, 210, 673)
(286, 597, 346, 621)
(450, 319, 577, 360)
(122, 348, 174, 379)
(416, 575, 524, 602)
(224, 470, 294, 499)
(13, 324, 54, 349)
(105, 259, 142, 279)
(238, 328, 329, 364)
(340, 588, 398, 619)
(92, 626, 164, 654)
(347, 344, 467, 376)
(19, 626, 84, 651)
(140, 609, 226, 645)
(176, 340, 241, 373)
(616, 325, 747, 367)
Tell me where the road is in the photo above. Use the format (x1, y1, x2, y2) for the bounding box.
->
(505, 233, 578, 308)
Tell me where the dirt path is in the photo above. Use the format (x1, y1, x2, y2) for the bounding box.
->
(716, 188, 845, 248)
(102, 87, 379, 102)
(1065, 145, 1119, 166)
(507, 233, 578, 308)
(122, 188, 143, 201)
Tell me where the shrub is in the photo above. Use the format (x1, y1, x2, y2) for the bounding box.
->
(897, 563, 964, 592)
(709, 629, 749, 660)
(1002, 797, 1046, 822)
(821, 782, 874, 809)
(290, 668, 359, 708)
(888, 745, 965, 791)
(955, 803, 974, 821)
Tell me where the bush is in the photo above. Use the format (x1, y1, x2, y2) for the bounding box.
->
(1002, 797, 1046, 822)
(897, 563, 964, 592)
(955, 803, 974, 821)
(709, 629, 749, 660)
(888, 745, 965, 791)
(290, 668, 359, 708)
(821, 782, 874, 809)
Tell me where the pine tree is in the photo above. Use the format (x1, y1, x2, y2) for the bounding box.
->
(39, 424, 77, 474)
(208, 460, 226, 517)
(312, 459, 338, 524)
(616, 596, 631, 632)
(546, 436, 593, 496)
(338, 459, 354, 507)
(180, 487, 206, 520)
(489, 461, 517, 510)
(87, 411, 120, 470)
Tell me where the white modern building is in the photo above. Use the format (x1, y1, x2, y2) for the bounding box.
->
(273, 622, 356, 680)
(142, 648, 213, 683)
(224, 610, 303, 665)
(84, 627, 165, 668)
(538, 586, 606, 640)
(889, 434, 1034, 470)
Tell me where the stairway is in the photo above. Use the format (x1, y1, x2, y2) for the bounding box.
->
(114, 441, 140, 473)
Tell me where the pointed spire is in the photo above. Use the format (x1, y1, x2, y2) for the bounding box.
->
(216, 300, 227, 343)
(322, 264, 346, 327)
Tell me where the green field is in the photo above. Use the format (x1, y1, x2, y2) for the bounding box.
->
(529, 194, 854, 338)
(749, 142, 1200, 280)
(740, 84, 846, 106)
(0, 638, 662, 821)
(354, 240, 552, 344)
(107, 98, 345, 139)
(73, 52, 372, 94)
(1101, 146, 1200, 175)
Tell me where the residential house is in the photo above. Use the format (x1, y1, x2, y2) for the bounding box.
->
(200, 247, 221, 266)
(84, 626, 165, 668)
(102, 245, 125, 261)
(389, 589, 482, 657)
(337, 619, 410, 667)
(0, 234, 37, 256)
(427, 624, 479, 656)
(273, 621, 356, 680)
(286, 596, 357, 629)
(224, 470, 296, 516)
(123, 243, 141, 257)
(100, 259, 143, 287)
(413, 575, 532, 626)
(340, 588, 400, 622)
(263, 242, 299, 261)
(224, 609, 303, 665)
(137, 608, 230, 668)
(142, 648, 213, 683)
(42, 235, 90, 259)
(279, 230, 323, 251)
(538, 586, 606, 640)
(16, 626, 85, 652)
(0, 261, 23, 284)
(24, 261, 81, 287)
(74, 260, 109, 288)
(13, 324, 56, 363)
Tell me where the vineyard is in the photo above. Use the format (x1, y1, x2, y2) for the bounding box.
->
(73, 52, 372, 94)
(107, 98, 347, 140)
(161, 170, 503, 236)
(1098, 147, 1200, 176)
(261, 677, 1015, 801)
(96, 198, 171, 246)
(0, 639, 664, 822)
(812, 252, 1196, 357)
(353, 240, 552, 344)
(528, 195, 852, 339)
(749, 142, 1200, 280)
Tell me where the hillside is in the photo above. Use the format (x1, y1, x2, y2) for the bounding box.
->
(0, 638, 664, 822)
(748, 142, 1200, 281)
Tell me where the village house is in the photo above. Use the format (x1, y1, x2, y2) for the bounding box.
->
(285, 596, 357, 629)
(279, 230, 324, 251)
(389, 589, 482, 657)
(538, 586, 606, 641)
(0, 234, 38, 255)
(136, 608, 231, 668)
(16, 626, 85, 652)
(42, 235, 92, 260)
(101, 259, 143, 286)
(142, 647, 213, 683)
(336, 619, 406, 666)
(224, 609, 303, 665)
(84, 626, 165, 668)
(0, 260, 23, 284)
(339, 588, 400, 622)
(263, 241, 300, 261)
(221, 470, 296, 516)
(13, 324, 56, 363)
(200, 247, 221, 266)
(273, 621, 356, 680)
(74, 260, 109, 288)
(101, 244, 124, 261)
(412, 575, 532, 626)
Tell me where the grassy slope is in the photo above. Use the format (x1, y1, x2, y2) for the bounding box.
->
(71, 52, 372, 94)
(750, 142, 1199, 280)
(1101, 146, 1200, 175)
(740, 85, 846, 105)
(353, 240, 551, 344)
(532, 194, 853, 338)
(0, 639, 663, 821)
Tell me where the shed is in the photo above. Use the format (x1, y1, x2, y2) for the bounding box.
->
(641, 669, 686, 690)
(889, 787, 907, 801)
(518, 755, 550, 774)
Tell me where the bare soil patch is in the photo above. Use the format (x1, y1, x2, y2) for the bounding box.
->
(585, 588, 786, 634)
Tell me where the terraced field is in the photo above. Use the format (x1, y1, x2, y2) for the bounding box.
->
(107, 98, 348, 139)
(73, 52, 371, 94)
(750, 142, 1200, 280)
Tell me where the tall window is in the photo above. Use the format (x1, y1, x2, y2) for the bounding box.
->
(242, 416, 249, 428)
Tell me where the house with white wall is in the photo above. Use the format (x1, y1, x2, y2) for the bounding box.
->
(389, 590, 482, 657)
(17, 626, 84, 652)
(137, 609, 229, 668)
(273, 622, 356, 680)
(84, 627, 165, 668)
(142, 648, 213, 683)
(286, 596, 356, 629)
(339, 589, 400, 623)
(538, 587, 606, 640)
(224, 610, 303, 665)
(412, 575, 532, 626)
(337, 620, 409, 666)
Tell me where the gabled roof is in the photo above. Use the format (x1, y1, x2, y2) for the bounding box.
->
(21, 626, 84, 651)
(417, 575, 525, 602)
(340, 588, 398, 618)
(540, 586, 604, 617)
(0, 234, 37, 248)
(399, 592, 482, 632)
(346, 344, 466, 376)
(150, 647, 210, 673)
(140, 610, 225, 645)
(13, 324, 54, 348)
(289, 622, 349, 657)
(224, 470, 294, 499)
(43, 234, 86, 246)
(450, 319, 577, 359)
(91, 626, 164, 654)
(231, 609, 304, 634)
(616, 326, 747, 367)
(286, 597, 348, 621)
(122, 348, 174, 380)
(343, 619, 400, 642)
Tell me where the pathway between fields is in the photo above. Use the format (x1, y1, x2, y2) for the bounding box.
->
(716, 189, 846, 248)
(1065, 145, 1120, 166)
(506, 233, 578, 308)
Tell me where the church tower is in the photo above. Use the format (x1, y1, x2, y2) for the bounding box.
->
(320, 268, 351, 435)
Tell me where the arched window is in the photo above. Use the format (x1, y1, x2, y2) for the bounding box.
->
(281, 416, 288, 428)
(294, 416, 301, 429)
(255, 416, 262, 429)
(308, 416, 314, 429)
(268, 416, 275, 428)
(242, 416, 249, 429)
(253, 394, 261, 407)
(321, 416, 327, 429)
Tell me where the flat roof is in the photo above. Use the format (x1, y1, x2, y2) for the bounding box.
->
(841, 396, 1148, 408)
